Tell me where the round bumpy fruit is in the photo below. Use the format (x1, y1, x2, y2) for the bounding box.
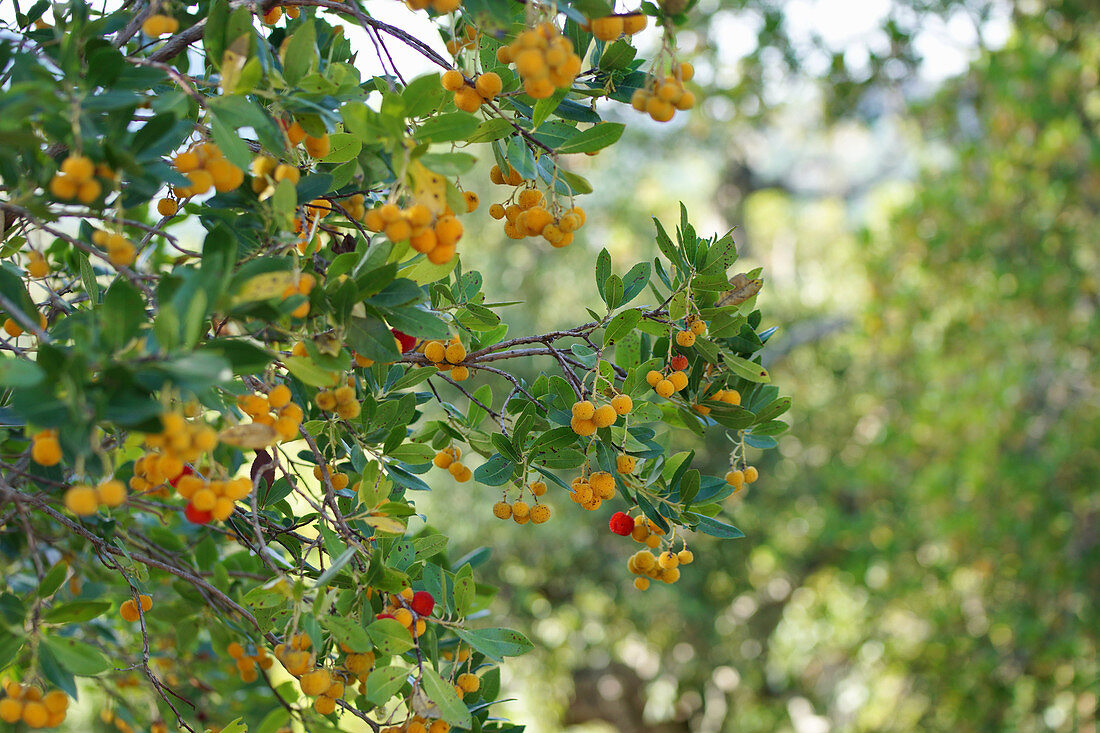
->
(609, 511, 634, 535)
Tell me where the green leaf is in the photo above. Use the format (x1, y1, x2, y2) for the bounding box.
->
(595, 248, 611, 299)
(209, 111, 252, 170)
(603, 274, 624, 310)
(473, 454, 515, 486)
(365, 665, 409, 705)
(750, 419, 788, 436)
(621, 262, 652, 304)
(0, 264, 38, 322)
(366, 618, 414, 655)
(321, 616, 373, 652)
(418, 152, 477, 176)
(321, 132, 362, 163)
(0, 356, 43, 388)
(453, 627, 534, 660)
(533, 87, 570, 127)
(417, 112, 479, 142)
(347, 316, 401, 363)
(754, 396, 791, 422)
(37, 563, 68, 598)
(466, 118, 514, 143)
(41, 635, 110, 675)
(314, 547, 357, 588)
(685, 512, 745, 539)
(419, 665, 472, 728)
(603, 308, 641, 345)
(283, 20, 317, 85)
(42, 601, 112, 624)
(387, 442, 436, 464)
(0, 632, 22, 670)
(723, 354, 771, 383)
(556, 122, 625, 154)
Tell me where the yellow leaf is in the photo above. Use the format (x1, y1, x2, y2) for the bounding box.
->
(362, 516, 407, 534)
(409, 160, 447, 215)
(218, 423, 278, 449)
(716, 273, 763, 307)
(233, 271, 296, 304)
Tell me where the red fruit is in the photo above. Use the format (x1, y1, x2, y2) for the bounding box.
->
(376, 613, 396, 621)
(184, 502, 212, 524)
(168, 464, 194, 488)
(410, 591, 435, 617)
(670, 355, 689, 371)
(391, 328, 417, 353)
(609, 511, 634, 536)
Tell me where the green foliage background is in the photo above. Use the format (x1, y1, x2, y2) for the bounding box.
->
(420, 1, 1099, 730)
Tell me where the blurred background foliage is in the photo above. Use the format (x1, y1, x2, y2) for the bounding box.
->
(416, 0, 1100, 730)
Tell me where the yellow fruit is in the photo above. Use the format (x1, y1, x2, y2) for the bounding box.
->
(64, 486, 99, 516)
(668, 371, 689, 391)
(725, 470, 745, 489)
(304, 134, 331, 158)
(610, 394, 633, 415)
(21, 701, 49, 728)
(450, 366, 470, 381)
(441, 70, 465, 91)
(675, 329, 696, 347)
(156, 198, 178, 217)
(300, 669, 331, 697)
(530, 504, 551, 523)
(592, 404, 617, 428)
(645, 370, 663, 387)
(590, 16, 624, 41)
(227, 642, 245, 658)
(120, 599, 139, 622)
(678, 549, 694, 564)
(453, 86, 482, 112)
(313, 696, 336, 715)
(744, 466, 759, 483)
(572, 400, 595, 420)
(96, 479, 127, 507)
(570, 416, 596, 436)
(61, 155, 94, 180)
(475, 72, 502, 99)
(492, 501, 512, 519)
(633, 577, 650, 590)
(616, 454, 636, 474)
(433, 450, 454, 469)
(444, 341, 466, 364)
(0, 698, 23, 723)
(655, 379, 675, 398)
(457, 672, 480, 693)
(623, 13, 648, 34)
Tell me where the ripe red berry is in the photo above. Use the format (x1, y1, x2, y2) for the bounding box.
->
(391, 328, 417, 353)
(670, 355, 689, 371)
(168, 464, 194, 488)
(410, 591, 435, 617)
(376, 613, 396, 621)
(184, 502, 212, 524)
(609, 511, 634, 536)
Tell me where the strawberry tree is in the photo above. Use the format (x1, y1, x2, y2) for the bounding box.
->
(0, 0, 789, 730)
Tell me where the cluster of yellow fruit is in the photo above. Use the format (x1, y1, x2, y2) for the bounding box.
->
(171, 142, 244, 198)
(378, 588, 430, 637)
(627, 543, 694, 590)
(442, 70, 502, 112)
(63, 477, 127, 516)
(363, 203, 463, 264)
(176, 473, 252, 520)
(675, 316, 707, 347)
(48, 154, 107, 203)
(262, 3, 300, 24)
(315, 383, 362, 420)
(25, 250, 49, 278)
(283, 120, 331, 158)
(313, 463, 350, 490)
(645, 367, 689, 398)
(694, 386, 740, 415)
(250, 154, 302, 192)
(338, 645, 376, 693)
(588, 13, 648, 41)
(3, 312, 48, 340)
(141, 13, 179, 36)
(568, 470, 617, 510)
(119, 593, 153, 622)
(631, 63, 696, 122)
(236, 384, 305, 442)
(90, 229, 137, 267)
(227, 642, 274, 683)
(0, 681, 69, 728)
(274, 635, 347, 715)
(489, 188, 586, 247)
(381, 718, 451, 733)
(492, 480, 551, 523)
(569, 395, 632, 436)
(497, 22, 582, 99)
(432, 446, 472, 482)
(454, 671, 481, 698)
(144, 413, 219, 468)
(724, 464, 758, 493)
(443, 23, 478, 56)
(629, 515, 664, 549)
(30, 429, 61, 466)
(276, 272, 313, 317)
(488, 162, 525, 187)
(421, 336, 469, 380)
